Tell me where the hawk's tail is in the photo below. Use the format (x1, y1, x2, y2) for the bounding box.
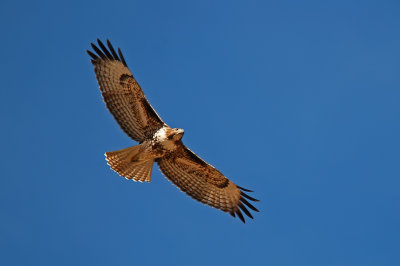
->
(105, 145, 154, 182)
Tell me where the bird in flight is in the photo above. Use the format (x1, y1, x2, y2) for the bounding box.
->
(87, 39, 259, 223)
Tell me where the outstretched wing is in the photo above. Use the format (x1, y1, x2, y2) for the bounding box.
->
(157, 143, 259, 223)
(87, 39, 164, 142)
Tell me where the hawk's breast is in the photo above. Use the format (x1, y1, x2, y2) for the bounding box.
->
(153, 126, 178, 151)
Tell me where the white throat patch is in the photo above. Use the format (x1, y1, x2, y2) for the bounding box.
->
(154, 127, 168, 142)
(154, 126, 177, 151)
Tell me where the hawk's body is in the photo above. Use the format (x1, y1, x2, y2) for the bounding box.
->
(87, 39, 259, 222)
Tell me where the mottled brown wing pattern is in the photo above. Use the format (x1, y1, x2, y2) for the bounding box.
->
(87, 39, 164, 142)
(157, 144, 259, 223)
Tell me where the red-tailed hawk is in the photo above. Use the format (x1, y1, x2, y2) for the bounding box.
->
(87, 39, 259, 222)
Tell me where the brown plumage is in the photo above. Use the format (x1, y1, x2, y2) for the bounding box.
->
(87, 39, 259, 223)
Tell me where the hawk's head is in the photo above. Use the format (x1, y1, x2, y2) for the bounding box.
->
(171, 128, 184, 141)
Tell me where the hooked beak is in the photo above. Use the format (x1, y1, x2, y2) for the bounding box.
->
(173, 128, 184, 141)
(175, 128, 184, 135)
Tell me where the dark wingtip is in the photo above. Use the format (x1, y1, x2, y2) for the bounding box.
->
(118, 47, 128, 67)
(240, 196, 259, 212)
(97, 39, 113, 60)
(228, 185, 259, 222)
(238, 202, 253, 219)
(107, 39, 119, 60)
(241, 191, 260, 202)
(88, 39, 128, 67)
(229, 202, 258, 222)
(236, 208, 246, 223)
(86, 50, 98, 61)
(237, 185, 253, 192)
(90, 42, 107, 60)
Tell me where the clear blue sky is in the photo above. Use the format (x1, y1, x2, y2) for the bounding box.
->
(1, 0, 399, 265)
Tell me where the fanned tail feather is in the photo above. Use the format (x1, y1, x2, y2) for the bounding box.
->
(105, 145, 154, 182)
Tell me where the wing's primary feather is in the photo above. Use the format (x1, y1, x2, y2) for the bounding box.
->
(157, 143, 259, 223)
(107, 40, 119, 61)
(87, 39, 164, 142)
